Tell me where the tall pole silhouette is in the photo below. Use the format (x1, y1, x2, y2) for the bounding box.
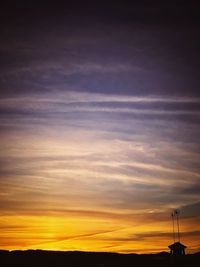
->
(171, 212, 175, 243)
(175, 209, 180, 242)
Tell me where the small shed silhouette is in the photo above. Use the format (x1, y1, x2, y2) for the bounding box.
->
(168, 242, 187, 255)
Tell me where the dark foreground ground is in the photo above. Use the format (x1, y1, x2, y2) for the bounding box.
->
(0, 250, 199, 267)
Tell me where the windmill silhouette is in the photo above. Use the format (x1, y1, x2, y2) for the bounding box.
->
(168, 209, 187, 255)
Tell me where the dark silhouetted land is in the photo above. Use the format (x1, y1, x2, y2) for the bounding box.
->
(0, 250, 199, 267)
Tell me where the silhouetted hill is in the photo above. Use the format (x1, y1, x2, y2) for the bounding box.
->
(0, 250, 199, 267)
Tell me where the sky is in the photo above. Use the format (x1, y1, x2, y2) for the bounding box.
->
(0, 0, 200, 253)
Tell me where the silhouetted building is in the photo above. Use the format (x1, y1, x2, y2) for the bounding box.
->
(168, 242, 186, 255)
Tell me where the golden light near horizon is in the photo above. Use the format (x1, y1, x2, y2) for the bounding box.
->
(1, 212, 199, 253)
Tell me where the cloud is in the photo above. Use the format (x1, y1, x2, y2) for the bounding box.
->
(96, 230, 200, 242)
(180, 202, 200, 217)
(0, 88, 199, 219)
(0, 91, 199, 121)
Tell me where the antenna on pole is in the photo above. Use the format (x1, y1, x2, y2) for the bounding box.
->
(168, 209, 186, 255)
(174, 209, 180, 242)
(171, 212, 175, 243)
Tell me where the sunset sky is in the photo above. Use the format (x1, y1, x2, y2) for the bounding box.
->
(0, 1, 200, 253)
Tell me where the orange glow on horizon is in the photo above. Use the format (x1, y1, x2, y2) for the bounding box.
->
(1, 213, 199, 254)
